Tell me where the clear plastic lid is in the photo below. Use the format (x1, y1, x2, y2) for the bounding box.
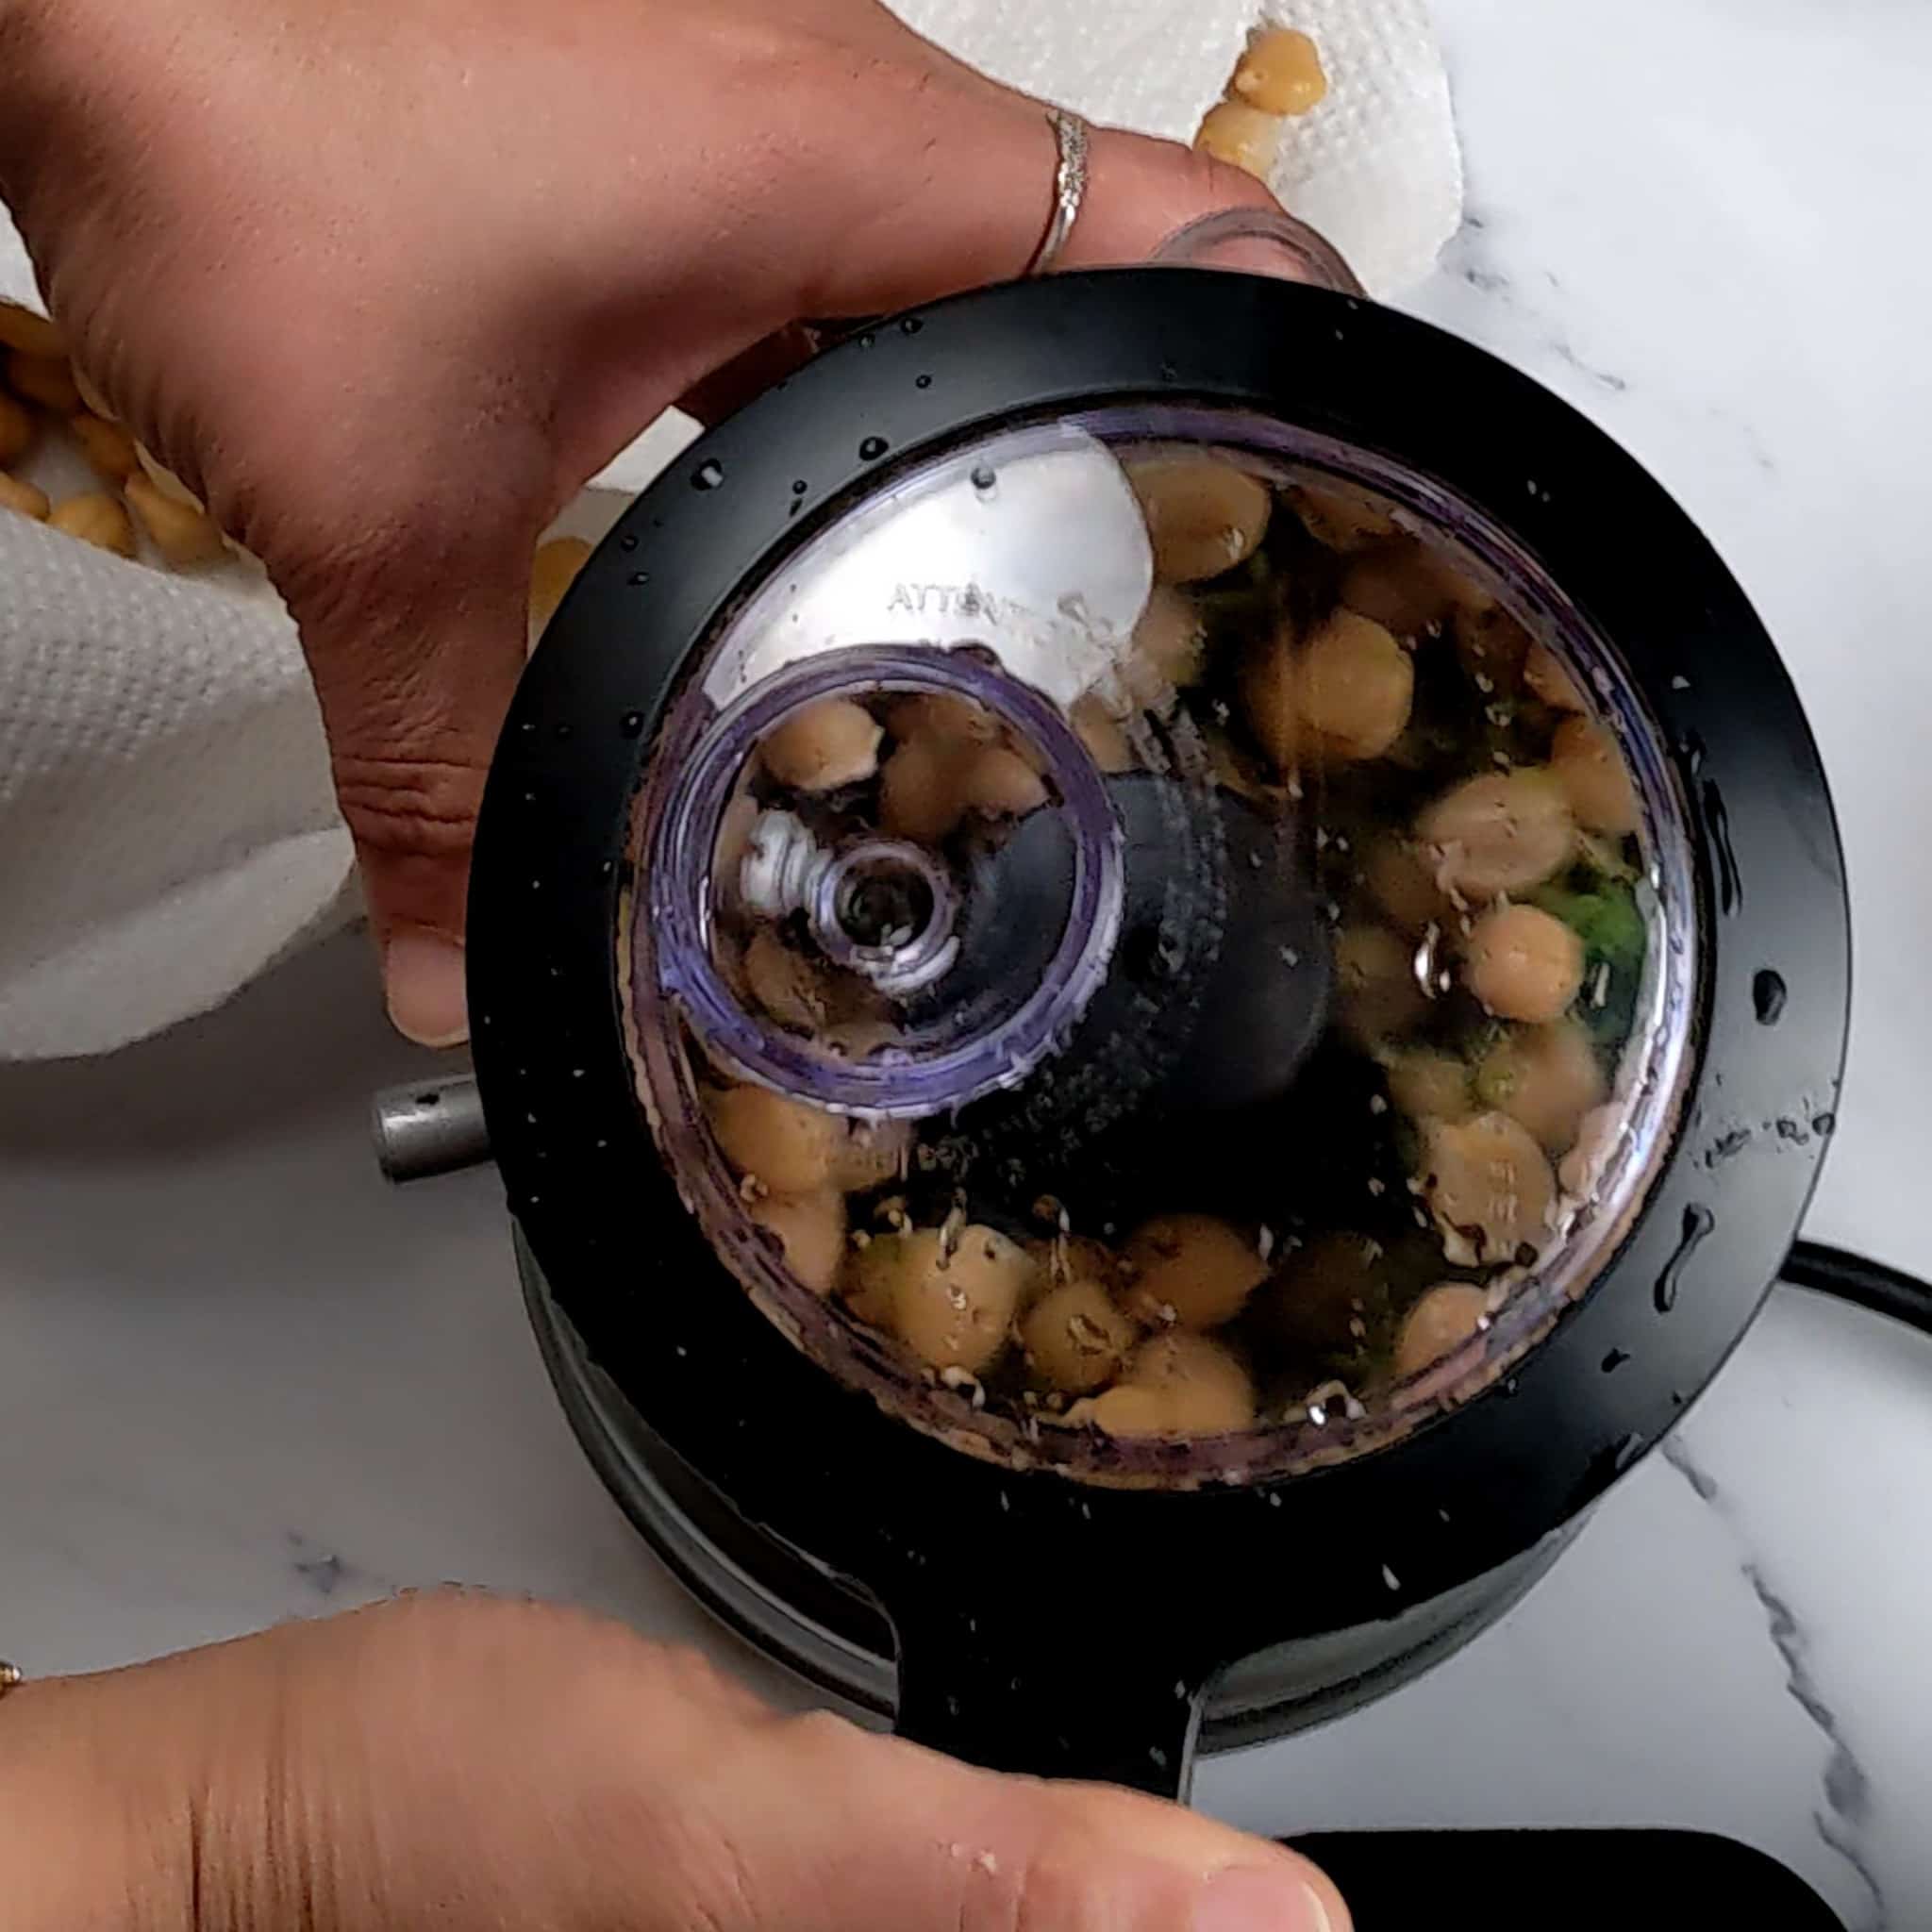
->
(623, 408, 1696, 1486)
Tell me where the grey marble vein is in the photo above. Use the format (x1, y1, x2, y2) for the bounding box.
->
(1664, 1438, 1886, 1931)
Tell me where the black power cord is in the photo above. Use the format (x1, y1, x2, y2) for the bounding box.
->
(1783, 1239, 1932, 1335)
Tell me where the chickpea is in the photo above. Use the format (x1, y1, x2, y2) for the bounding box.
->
(1231, 25, 1329, 114)
(761, 697, 883, 793)
(1362, 834, 1449, 934)
(1027, 1233, 1121, 1292)
(1122, 1213, 1267, 1330)
(1383, 1048, 1474, 1124)
(1128, 458, 1272, 584)
(529, 536, 592, 631)
(0, 392, 32, 467)
(1340, 541, 1460, 637)
(1419, 768, 1574, 901)
(1022, 1277, 1140, 1394)
(1465, 903, 1584, 1024)
(833, 1117, 912, 1192)
(885, 693, 994, 745)
(132, 443, 205, 510)
(1292, 483, 1395, 553)
(879, 734, 969, 842)
(1295, 609, 1413, 760)
(958, 743, 1048, 819)
(0, 472, 50, 521)
(858, 1225, 1034, 1376)
(1550, 715, 1639, 836)
(125, 473, 225, 567)
(1394, 1283, 1491, 1379)
(742, 928, 829, 1032)
(1072, 692, 1134, 774)
(1336, 924, 1426, 1045)
(0, 299, 64, 360)
(1194, 101, 1282, 179)
(1071, 1332, 1255, 1438)
(47, 491, 136, 558)
(1424, 1112, 1557, 1266)
(1524, 643, 1587, 712)
(69, 411, 139, 484)
(1559, 1101, 1624, 1197)
(751, 1189, 847, 1297)
(706, 1083, 844, 1195)
(5, 351, 81, 414)
(1130, 585, 1208, 694)
(1240, 622, 1302, 774)
(1474, 1021, 1606, 1154)
(1454, 606, 1532, 689)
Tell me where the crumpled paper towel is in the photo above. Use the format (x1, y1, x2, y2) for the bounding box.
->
(0, 0, 1459, 1060)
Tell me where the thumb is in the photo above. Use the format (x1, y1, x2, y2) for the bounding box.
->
(281, 531, 530, 1049)
(683, 1710, 1350, 1932)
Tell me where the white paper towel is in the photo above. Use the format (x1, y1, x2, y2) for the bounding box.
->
(0, 0, 1460, 1060)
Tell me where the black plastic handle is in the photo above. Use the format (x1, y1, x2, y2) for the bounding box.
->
(891, 1596, 1214, 1801)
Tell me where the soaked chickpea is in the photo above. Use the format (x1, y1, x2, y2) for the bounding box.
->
(1340, 542, 1462, 637)
(879, 734, 969, 842)
(958, 744, 1049, 819)
(1455, 606, 1533, 689)
(1294, 484, 1396, 553)
(1022, 1277, 1140, 1394)
(1129, 585, 1208, 697)
(855, 1225, 1036, 1376)
(1071, 692, 1135, 774)
(1028, 1233, 1121, 1292)
(1070, 1332, 1256, 1438)
(1394, 1283, 1491, 1379)
(47, 491, 136, 558)
(707, 1084, 845, 1195)
(1419, 768, 1574, 901)
(1231, 25, 1328, 113)
(6, 351, 81, 413)
(1336, 924, 1426, 1045)
(125, 474, 225, 567)
(529, 536, 592, 630)
(0, 471, 49, 521)
(1123, 1213, 1268, 1330)
(1550, 715, 1639, 836)
(834, 1117, 912, 1192)
(742, 928, 830, 1031)
(760, 697, 882, 793)
(69, 411, 139, 484)
(1423, 1112, 1558, 1267)
(1465, 903, 1585, 1024)
(1524, 642, 1587, 712)
(1294, 609, 1413, 761)
(1362, 834, 1449, 934)
(885, 692, 995, 745)
(1193, 101, 1282, 178)
(1474, 1021, 1606, 1154)
(1128, 458, 1272, 584)
(0, 392, 31, 466)
(1383, 1048, 1474, 1124)
(1558, 1102, 1624, 1197)
(0, 300, 64, 359)
(751, 1189, 847, 1296)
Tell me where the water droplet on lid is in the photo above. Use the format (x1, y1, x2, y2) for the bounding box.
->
(970, 464, 997, 494)
(628, 570, 650, 588)
(1655, 1203, 1716, 1311)
(691, 459, 725, 491)
(1812, 1110, 1838, 1137)
(1381, 1564, 1401, 1591)
(791, 479, 808, 495)
(620, 710, 645, 738)
(1601, 1347, 1631, 1374)
(553, 722, 573, 741)
(619, 532, 639, 553)
(900, 316, 924, 335)
(915, 374, 933, 389)
(1753, 969, 1787, 1024)
(859, 436, 889, 461)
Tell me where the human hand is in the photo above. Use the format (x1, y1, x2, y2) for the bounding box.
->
(0, 0, 1280, 1047)
(0, 1591, 1346, 1931)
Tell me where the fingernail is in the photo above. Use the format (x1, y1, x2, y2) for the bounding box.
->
(1193, 1864, 1341, 1932)
(384, 932, 469, 1047)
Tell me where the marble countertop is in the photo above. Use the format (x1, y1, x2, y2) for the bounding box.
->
(5, 3, 1932, 1928)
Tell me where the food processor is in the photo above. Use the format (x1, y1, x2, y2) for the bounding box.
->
(377, 215, 1848, 1804)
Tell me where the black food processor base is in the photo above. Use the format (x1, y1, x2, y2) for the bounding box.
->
(1286, 1833, 1842, 1929)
